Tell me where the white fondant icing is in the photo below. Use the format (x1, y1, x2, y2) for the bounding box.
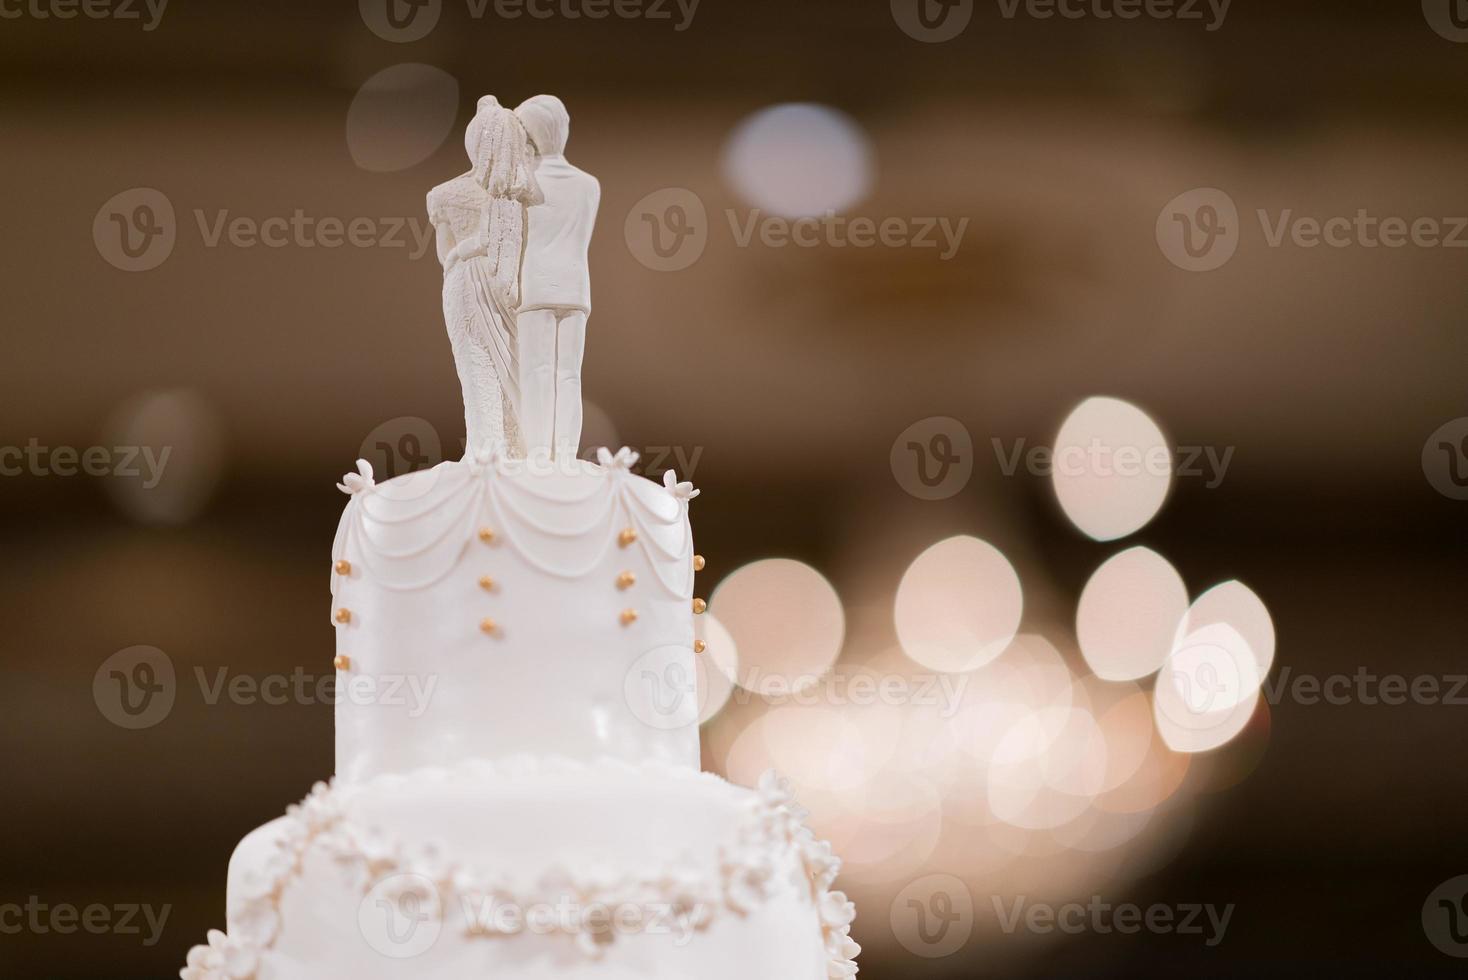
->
(330, 453, 699, 783)
(184, 760, 857, 980)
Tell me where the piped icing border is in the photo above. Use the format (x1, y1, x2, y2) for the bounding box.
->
(180, 759, 859, 980)
(329, 448, 695, 602)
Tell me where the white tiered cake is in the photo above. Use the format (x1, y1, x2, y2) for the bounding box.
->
(180, 95, 859, 980)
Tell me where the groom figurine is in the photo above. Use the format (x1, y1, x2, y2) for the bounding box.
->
(514, 94, 601, 462)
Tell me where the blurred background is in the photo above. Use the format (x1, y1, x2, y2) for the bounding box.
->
(4, 0, 1468, 976)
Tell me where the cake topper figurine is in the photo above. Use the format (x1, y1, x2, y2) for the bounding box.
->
(514, 95, 600, 462)
(427, 93, 599, 464)
(427, 94, 541, 459)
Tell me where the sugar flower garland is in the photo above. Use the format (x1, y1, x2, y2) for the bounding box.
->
(180, 761, 858, 979)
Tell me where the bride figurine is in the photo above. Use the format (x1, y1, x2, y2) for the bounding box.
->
(427, 95, 542, 459)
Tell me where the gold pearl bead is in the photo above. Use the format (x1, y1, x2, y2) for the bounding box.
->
(478, 527, 497, 544)
(693, 554, 706, 571)
(693, 639, 706, 654)
(620, 608, 638, 626)
(479, 575, 496, 591)
(334, 559, 352, 575)
(618, 527, 638, 547)
(480, 617, 498, 635)
(616, 570, 636, 590)
(692, 598, 707, 615)
(333, 655, 351, 671)
(334, 608, 352, 624)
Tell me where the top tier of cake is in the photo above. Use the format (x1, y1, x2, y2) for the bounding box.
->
(329, 450, 703, 782)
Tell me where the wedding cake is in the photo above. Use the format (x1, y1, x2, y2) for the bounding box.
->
(180, 94, 859, 979)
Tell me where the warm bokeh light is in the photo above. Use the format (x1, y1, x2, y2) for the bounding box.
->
(1076, 545, 1189, 681)
(1095, 726, 1192, 815)
(988, 703, 1108, 831)
(709, 557, 845, 696)
(104, 389, 224, 525)
(825, 771, 945, 883)
(1175, 579, 1276, 682)
(1051, 396, 1172, 541)
(721, 103, 873, 218)
(344, 62, 459, 173)
(1153, 622, 1263, 753)
(759, 704, 869, 794)
(1052, 803, 1156, 854)
(894, 535, 1023, 673)
(1090, 685, 1154, 794)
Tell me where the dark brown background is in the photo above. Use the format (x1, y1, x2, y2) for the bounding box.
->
(2, 0, 1467, 976)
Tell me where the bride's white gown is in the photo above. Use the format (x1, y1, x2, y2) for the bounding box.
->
(428, 174, 525, 458)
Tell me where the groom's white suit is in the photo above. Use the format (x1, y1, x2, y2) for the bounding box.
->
(515, 95, 601, 461)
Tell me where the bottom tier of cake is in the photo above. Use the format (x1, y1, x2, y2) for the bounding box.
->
(181, 758, 859, 979)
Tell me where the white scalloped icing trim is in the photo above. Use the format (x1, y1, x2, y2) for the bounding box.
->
(181, 759, 857, 980)
(328, 449, 695, 602)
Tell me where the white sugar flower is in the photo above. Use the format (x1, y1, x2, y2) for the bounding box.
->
(757, 770, 792, 808)
(662, 469, 700, 500)
(596, 446, 640, 470)
(722, 849, 776, 913)
(228, 895, 281, 950)
(801, 837, 842, 892)
(819, 890, 857, 929)
(336, 459, 375, 495)
(820, 891, 861, 978)
(180, 929, 256, 980)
